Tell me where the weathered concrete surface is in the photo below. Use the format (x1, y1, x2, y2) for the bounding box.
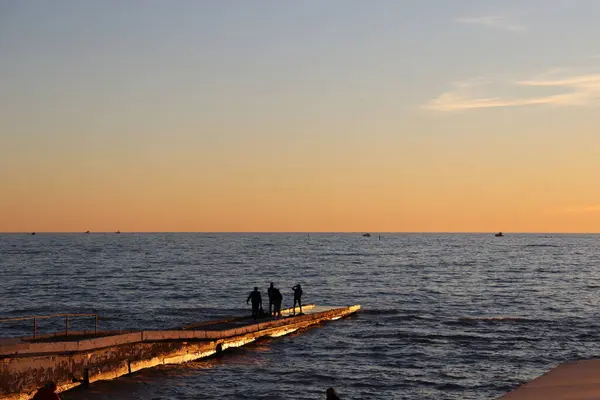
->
(0, 305, 327, 357)
(0, 305, 359, 400)
(499, 359, 600, 400)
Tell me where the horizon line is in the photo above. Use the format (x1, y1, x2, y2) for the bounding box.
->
(2, 231, 600, 234)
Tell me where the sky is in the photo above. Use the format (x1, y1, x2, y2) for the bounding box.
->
(1, 0, 599, 232)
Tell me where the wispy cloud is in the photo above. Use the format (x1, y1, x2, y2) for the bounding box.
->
(424, 71, 600, 112)
(455, 16, 526, 33)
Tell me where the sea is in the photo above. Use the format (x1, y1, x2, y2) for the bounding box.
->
(1, 233, 600, 400)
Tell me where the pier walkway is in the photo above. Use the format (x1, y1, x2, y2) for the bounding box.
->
(0, 304, 359, 400)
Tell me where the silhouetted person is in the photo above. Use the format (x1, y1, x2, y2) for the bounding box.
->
(33, 382, 61, 400)
(272, 287, 283, 317)
(292, 284, 303, 315)
(246, 287, 262, 319)
(326, 387, 340, 400)
(267, 282, 275, 316)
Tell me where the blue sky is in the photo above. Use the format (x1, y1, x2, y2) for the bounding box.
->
(3, 0, 600, 123)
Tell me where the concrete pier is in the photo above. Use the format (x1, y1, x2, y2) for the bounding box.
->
(500, 359, 600, 399)
(0, 304, 360, 400)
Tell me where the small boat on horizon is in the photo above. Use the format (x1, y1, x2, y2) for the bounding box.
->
(362, 233, 371, 237)
(495, 232, 504, 237)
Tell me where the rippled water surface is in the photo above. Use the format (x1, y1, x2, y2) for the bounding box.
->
(2, 233, 600, 399)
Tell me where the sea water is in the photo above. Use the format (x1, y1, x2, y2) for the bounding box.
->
(1, 233, 599, 399)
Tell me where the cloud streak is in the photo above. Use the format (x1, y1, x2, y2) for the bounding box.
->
(424, 72, 600, 112)
(455, 16, 526, 33)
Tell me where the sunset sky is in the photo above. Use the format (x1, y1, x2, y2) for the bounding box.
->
(1, 0, 599, 232)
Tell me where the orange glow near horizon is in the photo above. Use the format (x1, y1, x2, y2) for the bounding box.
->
(2, 127, 599, 233)
(3, 109, 600, 233)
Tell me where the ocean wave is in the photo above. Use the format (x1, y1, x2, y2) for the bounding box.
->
(361, 309, 440, 324)
(320, 252, 378, 257)
(402, 378, 467, 391)
(84, 247, 105, 253)
(374, 330, 490, 343)
(361, 308, 401, 315)
(435, 382, 468, 391)
(454, 315, 549, 324)
(461, 315, 534, 322)
(364, 330, 546, 345)
(0, 305, 67, 317)
(3, 249, 51, 256)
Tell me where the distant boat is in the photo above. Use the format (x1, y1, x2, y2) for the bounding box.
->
(85, 230, 90, 234)
(362, 233, 371, 237)
(30, 232, 36, 236)
(495, 232, 504, 237)
(116, 230, 121, 234)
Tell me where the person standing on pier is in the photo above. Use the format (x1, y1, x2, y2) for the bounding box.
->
(267, 282, 275, 316)
(272, 286, 283, 317)
(246, 287, 263, 319)
(292, 284, 303, 315)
